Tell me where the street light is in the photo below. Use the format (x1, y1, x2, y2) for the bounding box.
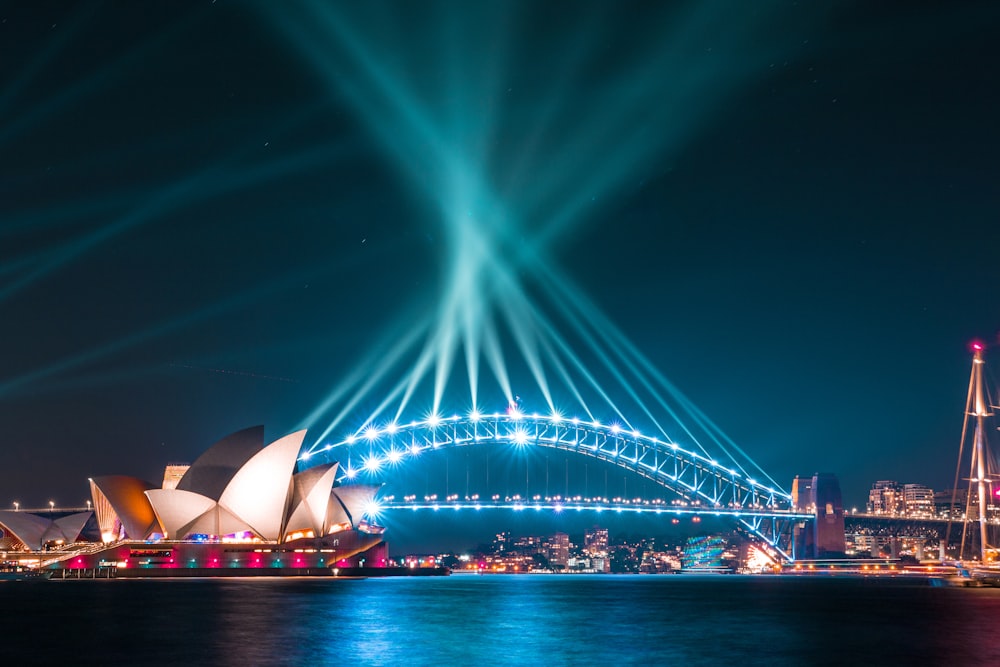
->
(13, 501, 18, 511)
(49, 501, 54, 513)
(86, 500, 92, 511)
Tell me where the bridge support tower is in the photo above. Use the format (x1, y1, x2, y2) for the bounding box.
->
(792, 473, 846, 558)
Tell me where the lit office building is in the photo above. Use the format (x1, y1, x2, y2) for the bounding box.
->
(868, 480, 901, 515)
(584, 526, 608, 556)
(584, 526, 609, 572)
(546, 532, 570, 567)
(902, 484, 934, 517)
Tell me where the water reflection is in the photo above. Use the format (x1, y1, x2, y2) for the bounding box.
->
(4, 576, 1000, 665)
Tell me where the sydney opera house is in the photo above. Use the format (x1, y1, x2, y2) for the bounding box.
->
(0, 427, 386, 576)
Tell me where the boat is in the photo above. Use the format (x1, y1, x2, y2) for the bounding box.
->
(969, 566, 1000, 587)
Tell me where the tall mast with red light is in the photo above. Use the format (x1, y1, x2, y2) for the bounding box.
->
(959, 341, 993, 562)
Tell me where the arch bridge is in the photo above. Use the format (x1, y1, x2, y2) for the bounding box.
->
(305, 410, 810, 561)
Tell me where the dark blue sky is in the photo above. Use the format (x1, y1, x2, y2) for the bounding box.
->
(2, 0, 999, 540)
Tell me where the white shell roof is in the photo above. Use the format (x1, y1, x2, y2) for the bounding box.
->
(178, 504, 249, 539)
(93, 427, 340, 542)
(89, 475, 159, 540)
(331, 484, 382, 527)
(286, 463, 339, 536)
(0, 511, 51, 550)
(53, 512, 94, 544)
(326, 494, 351, 529)
(0, 510, 92, 550)
(218, 430, 306, 541)
(176, 425, 264, 500)
(145, 489, 216, 540)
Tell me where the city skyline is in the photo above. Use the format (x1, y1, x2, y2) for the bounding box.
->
(2, 0, 1000, 534)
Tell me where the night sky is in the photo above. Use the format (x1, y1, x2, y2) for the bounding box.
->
(2, 1, 999, 547)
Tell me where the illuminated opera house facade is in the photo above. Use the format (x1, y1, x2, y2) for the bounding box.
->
(0, 427, 386, 576)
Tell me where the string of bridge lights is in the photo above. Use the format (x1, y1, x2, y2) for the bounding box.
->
(300, 405, 788, 504)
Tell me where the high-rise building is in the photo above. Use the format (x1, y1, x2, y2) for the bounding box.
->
(513, 535, 542, 554)
(902, 484, 934, 517)
(933, 490, 963, 518)
(933, 487, 1000, 521)
(584, 525, 608, 556)
(547, 532, 570, 567)
(584, 526, 609, 571)
(868, 480, 901, 515)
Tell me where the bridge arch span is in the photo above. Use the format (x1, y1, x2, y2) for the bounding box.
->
(303, 412, 805, 559)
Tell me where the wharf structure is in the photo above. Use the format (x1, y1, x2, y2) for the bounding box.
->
(0, 426, 386, 576)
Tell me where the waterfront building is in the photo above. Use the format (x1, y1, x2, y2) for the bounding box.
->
(934, 490, 963, 519)
(87, 426, 386, 545)
(844, 532, 877, 557)
(492, 531, 511, 553)
(2, 426, 386, 574)
(0, 509, 92, 552)
(565, 555, 604, 573)
(513, 535, 543, 554)
(868, 480, 901, 515)
(933, 487, 1000, 522)
(545, 532, 570, 567)
(584, 525, 608, 555)
(584, 525, 609, 572)
(902, 484, 935, 517)
(639, 547, 681, 573)
(865, 480, 938, 517)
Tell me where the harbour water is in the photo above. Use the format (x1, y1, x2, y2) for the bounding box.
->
(3, 574, 999, 665)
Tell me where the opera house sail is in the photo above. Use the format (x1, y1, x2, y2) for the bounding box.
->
(1, 427, 386, 576)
